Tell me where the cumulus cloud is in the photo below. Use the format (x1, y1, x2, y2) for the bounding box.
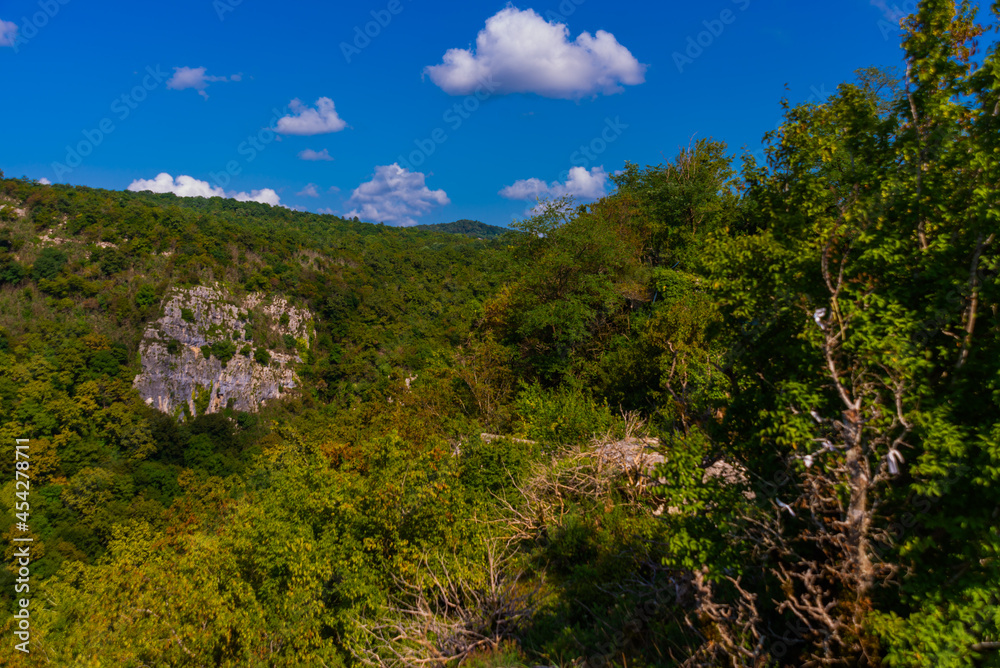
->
(166, 66, 241, 100)
(37, 177, 51, 185)
(297, 183, 320, 198)
(500, 166, 608, 202)
(128, 173, 222, 198)
(424, 6, 646, 99)
(127, 173, 282, 207)
(233, 188, 282, 206)
(344, 164, 450, 227)
(0, 20, 17, 47)
(275, 98, 347, 135)
(298, 148, 334, 161)
(498, 177, 549, 200)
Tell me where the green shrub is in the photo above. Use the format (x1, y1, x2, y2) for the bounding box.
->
(135, 284, 157, 308)
(460, 435, 539, 496)
(89, 349, 120, 377)
(192, 384, 211, 417)
(181, 307, 196, 323)
(0, 228, 21, 251)
(166, 339, 181, 355)
(0, 255, 24, 285)
(210, 340, 237, 367)
(514, 381, 613, 446)
(32, 247, 68, 280)
(96, 248, 129, 275)
(254, 347, 270, 365)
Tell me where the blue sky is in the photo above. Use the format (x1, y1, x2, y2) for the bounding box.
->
(1, 0, 919, 227)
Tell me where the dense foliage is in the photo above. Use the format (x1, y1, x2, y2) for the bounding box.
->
(1, 2, 998, 665)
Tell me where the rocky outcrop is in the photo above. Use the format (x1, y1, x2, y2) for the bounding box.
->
(133, 284, 314, 418)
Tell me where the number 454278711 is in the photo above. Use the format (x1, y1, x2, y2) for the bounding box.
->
(15, 439, 30, 525)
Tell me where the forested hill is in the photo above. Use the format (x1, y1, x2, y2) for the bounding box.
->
(1, 6, 999, 666)
(416, 218, 509, 239)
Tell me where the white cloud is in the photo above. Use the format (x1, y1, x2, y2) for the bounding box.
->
(424, 6, 646, 99)
(275, 98, 347, 135)
(37, 177, 51, 185)
(344, 164, 450, 227)
(0, 20, 17, 47)
(500, 166, 608, 202)
(126, 173, 283, 207)
(128, 173, 222, 198)
(233, 188, 282, 206)
(166, 66, 240, 100)
(298, 148, 334, 161)
(498, 177, 549, 200)
(297, 183, 320, 198)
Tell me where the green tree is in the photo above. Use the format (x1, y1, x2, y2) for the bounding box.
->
(32, 247, 68, 280)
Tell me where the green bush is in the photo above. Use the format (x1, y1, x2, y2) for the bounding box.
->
(166, 339, 181, 355)
(95, 248, 129, 275)
(89, 349, 120, 377)
(210, 340, 237, 367)
(181, 307, 196, 323)
(135, 284, 157, 308)
(32, 247, 68, 280)
(254, 347, 270, 365)
(0, 227, 21, 251)
(0, 255, 24, 285)
(514, 381, 613, 446)
(460, 435, 539, 496)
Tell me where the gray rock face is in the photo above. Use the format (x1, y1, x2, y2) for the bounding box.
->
(132, 284, 314, 418)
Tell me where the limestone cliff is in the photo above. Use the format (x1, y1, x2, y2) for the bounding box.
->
(133, 284, 314, 418)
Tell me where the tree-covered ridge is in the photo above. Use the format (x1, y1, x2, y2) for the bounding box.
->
(1, 1, 999, 666)
(416, 219, 509, 239)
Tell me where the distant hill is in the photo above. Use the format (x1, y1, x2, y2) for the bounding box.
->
(417, 219, 508, 239)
